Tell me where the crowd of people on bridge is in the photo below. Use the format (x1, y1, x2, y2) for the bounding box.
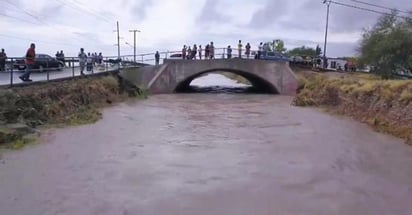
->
(179, 40, 265, 60)
(0, 43, 107, 81)
(181, 42, 215, 60)
(55, 50, 103, 70)
(55, 50, 65, 66)
(0, 39, 269, 82)
(77, 48, 104, 75)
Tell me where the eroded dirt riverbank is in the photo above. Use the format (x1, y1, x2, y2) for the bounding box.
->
(1, 94, 412, 215)
(294, 71, 412, 144)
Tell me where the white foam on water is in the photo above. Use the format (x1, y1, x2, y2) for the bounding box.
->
(190, 73, 249, 87)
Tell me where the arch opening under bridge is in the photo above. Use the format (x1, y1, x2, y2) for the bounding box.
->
(174, 68, 279, 94)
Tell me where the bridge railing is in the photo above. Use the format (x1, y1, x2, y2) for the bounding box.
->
(0, 55, 136, 87)
(122, 48, 261, 65)
(0, 47, 287, 87)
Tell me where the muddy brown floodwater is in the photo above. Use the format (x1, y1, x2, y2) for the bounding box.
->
(1, 94, 412, 215)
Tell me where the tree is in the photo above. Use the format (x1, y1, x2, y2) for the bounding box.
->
(359, 11, 412, 78)
(274, 40, 286, 54)
(263, 42, 272, 52)
(286, 46, 317, 57)
(263, 39, 287, 54)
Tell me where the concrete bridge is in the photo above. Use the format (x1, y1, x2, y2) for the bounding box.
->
(120, 59, 298, 95)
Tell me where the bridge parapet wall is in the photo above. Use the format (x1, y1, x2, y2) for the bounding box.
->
(120, 65, 163, 88)
(120, 59, 298, 95)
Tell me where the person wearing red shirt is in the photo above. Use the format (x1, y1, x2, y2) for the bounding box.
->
(20, 43, 35, 82)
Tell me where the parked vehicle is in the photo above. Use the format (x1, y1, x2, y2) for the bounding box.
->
(14, 54, 64, 72)
(260, 51, 290, 62)
(104, 58, 122, 65)
(168, 53, 183, 60)
(290, 56, 305, 64)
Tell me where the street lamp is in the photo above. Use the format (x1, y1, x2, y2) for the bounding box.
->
(323, 0, 331, 69)
(129, 29, 141, 63)
(125, 42, 134, 48)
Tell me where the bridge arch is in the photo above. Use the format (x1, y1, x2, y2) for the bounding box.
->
(174, 68, 279, 94)
(119, 59, 298, 95)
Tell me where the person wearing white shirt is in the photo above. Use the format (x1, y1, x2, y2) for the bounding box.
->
(78, 48, 87, 75)
(258, 42, 263, 59)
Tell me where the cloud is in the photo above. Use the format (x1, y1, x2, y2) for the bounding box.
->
(248, 0, 293, 28)
(130, 0, 154, 21)
(197, 0, 227, 24)
(248, 0, 412, 33)
(329, 0, 412, 32)
(1, 0, 409, 58)
(38, 4, 64, 21)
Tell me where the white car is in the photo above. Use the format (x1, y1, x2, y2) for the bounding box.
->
(291, 56, 304, 63)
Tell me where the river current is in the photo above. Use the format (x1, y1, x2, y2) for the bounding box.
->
(1, 74, 412, 215)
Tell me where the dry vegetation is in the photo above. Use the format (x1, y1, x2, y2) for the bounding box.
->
(294, 71, 412, 145)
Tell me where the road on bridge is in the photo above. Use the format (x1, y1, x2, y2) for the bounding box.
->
(0, 66, 113, 86)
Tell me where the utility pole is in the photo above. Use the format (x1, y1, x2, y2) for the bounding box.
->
(323, 0, 331, 69)
(116, 21, 120, 60)
(129, 29, 141, 62)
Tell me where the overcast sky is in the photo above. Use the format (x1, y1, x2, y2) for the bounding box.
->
(0, 0, 410, 57)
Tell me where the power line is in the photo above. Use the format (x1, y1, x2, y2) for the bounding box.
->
(70, 0, 114, 22)
(0, 33, 76, 47)
(4, 0, 112, 47)
(3, 0, 47, 25)
(54, 0, 105, 24)
(348, 0, 411, 14)
(54, 0, 112, 27)
(330, 1, 410, 19)
(55, 0, 112, 24)
(3, 0, 93, 44)
(0, 13, 40, 25)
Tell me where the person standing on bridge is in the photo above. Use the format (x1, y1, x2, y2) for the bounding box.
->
(182, 45, 187, 60)
(210, 42, 215, 59)
(192, 44, 197, 60)
(205, 44, 210, 59)
(187, 46, 192, 60)
(60, 50, 65, 67)
(238, 40, 243, 58)
(93, 52, 98, 66)
(19, 43, 35, 82)
(55, 51, 60, 60)
(155, 51, 160, 65)
(98, 53, 103, 65)
(245, 43, 251, 59)
(227, 45, 232, 59)
(0, 49, 7, 72)
(258, 42, 263, 59)
(78, 48, 87, 75)
(198, 45, 202, 60)
(86, 53, 93, 72)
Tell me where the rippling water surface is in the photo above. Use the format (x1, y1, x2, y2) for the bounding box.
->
(1, 74, 412, 215)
